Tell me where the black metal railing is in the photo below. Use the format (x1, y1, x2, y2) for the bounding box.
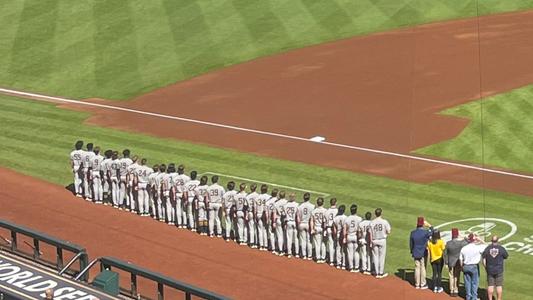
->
(0, 219, 89, 281)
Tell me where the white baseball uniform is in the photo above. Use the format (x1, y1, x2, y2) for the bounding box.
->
(297, 201, 315, 259)
(234, 191, 247, 243)
(147, 170, 159, 218)
(325, 206, 338, 264)
(90, 154, 104, 203)
(312, 206, 327, 261)
(284, 201, 299, 256)
(172, 173, 190, 227)
(222, 190, 237, 239)
(333, 214, 347, 267)
(195, 184, 209, 223)
(184, 179, 200, 229)
(109, 158, 121, 207)
(358, 219, 373, 273)
(118, 157, 132, 207)
(207, 183, 224, 236)
(371, 217, 391, 276)
(255, 193, 269, 249)
(80, 150, 95, 199)
(155, 171, 166, 220)
(136, 165, 153, 216)
(274, 198, 287, 252)
(69, 149, 83, 196)
(265, 196, 278, 251)
(161, 172, 173, 224)
(100, 157, 112, 203)
(245, 191, 259, 246)
(345, 214, 362, 270)
(126, 162, 139, 211)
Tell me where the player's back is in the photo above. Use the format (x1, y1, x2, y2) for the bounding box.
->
(371, 217, 391, 240)
(325, 207, 338, 227)
(81, 151, 95, 169)
(345, 215, 362, 236)
(70, 150, 83, 167)
(334, 214, 347, 230)
(223, 190, 237, 208)
(312, 207, 327, 228)
(207, 183, 225, 204)
(119, 158, 132, 176)
(195, 184, 209, 200)
(246, 192, 258, 210)
(275, 199, 287, 216)
(137, 166, 152, 183)
(284, 202, 298, 222)
(298, 202, 315, 223)
(148, 171, 159, 186)
(234, 192, 247, 211)
(92, 154, 104, 171)
(358, 219, 372, 240)
(184, 180, 200, 196)
(174, 174, 190, 193)
(110, 159, 121, 178)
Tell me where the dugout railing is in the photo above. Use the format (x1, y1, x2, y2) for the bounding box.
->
(75, 256, 230, 300)
(0, 219, 89, 281)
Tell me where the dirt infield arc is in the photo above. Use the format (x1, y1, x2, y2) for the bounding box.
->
(0, 168, 448, 300)
(55, 9, 533, 197)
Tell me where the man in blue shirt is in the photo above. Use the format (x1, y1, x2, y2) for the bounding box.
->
(483, 236, 509, 300)
(410, 217, 432, 289)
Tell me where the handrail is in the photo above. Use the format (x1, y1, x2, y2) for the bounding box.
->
(99, 257, 230, 300)
(74, 258, 101, 281)
(59, 251, 86, 276)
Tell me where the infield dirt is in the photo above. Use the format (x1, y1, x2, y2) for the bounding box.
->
(0, 168, 449, 300)
(49, 10, 533, 197)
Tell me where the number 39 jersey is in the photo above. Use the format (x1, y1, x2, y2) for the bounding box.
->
(371, 217, 391, 240)
(298, 202, 315, 224)
(207, 183, 225, 204)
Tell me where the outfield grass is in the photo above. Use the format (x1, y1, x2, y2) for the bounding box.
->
(0, 94, 532, 299)
(0, 0, 532, 100)
(416, 84, 533, 174)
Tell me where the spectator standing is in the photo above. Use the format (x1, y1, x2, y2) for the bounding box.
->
(445, 228, 468, 297)
(427, 229, 445, 293)
(409, 216, 432, 289)
(460, 233, 487, 300)
(483, 236, 509, 300)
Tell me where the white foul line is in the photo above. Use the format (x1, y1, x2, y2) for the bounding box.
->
(2, 86, 533, 181)
(202, 172, 330, 196)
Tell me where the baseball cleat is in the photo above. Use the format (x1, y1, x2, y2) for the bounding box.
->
(381, 273, 388, 278)
(287, 255, 292, 258)
(295, 255, 300, 259)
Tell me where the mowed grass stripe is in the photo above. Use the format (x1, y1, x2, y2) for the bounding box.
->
(2, 1, 533, 99)
(1, 94, 532, 299)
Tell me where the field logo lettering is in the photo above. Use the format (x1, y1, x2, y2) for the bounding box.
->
(435, 218, 532, 257)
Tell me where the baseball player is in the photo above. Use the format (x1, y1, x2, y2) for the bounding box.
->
(154, 164, 167, 221)
(100, 150, 113, 204)
(80, 143, 95, 200)
(234, 183, 248, 245)
(344, 204, 362, 272)
(163, 164, 175, 225)
(255, 185, 269, 251)
(194, 175, 210, 235)
(246, 183, 259, 248)
(172, 165, 190, 228)
(207, 175, 224, 237)
(183, 171, 200, 231)
(147, 164, 160, 218)
(265, 189, 278, 253)
(222, 181, 237, 241)
(371, 208, 391, 278)
(126, 156, 140, 212)
(284, 193, 299, 258)
(118, 149, 133, 210)
(69, 141, 84, 198)
(90, 147, 105, 204)
(333, 205, 347, 269)
(273, 191, 288, 255)
(297, 193, 315, 260)
(358, 211, 373, 275)
(325, 198, 339, 266)
(109, 151, 121, 208)
(311, 197, 327, 263)
(136, 158, 153, 216)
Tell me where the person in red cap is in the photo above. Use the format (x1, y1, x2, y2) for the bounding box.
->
(444, 228, 468, 297)
(409, 216, 432, 289)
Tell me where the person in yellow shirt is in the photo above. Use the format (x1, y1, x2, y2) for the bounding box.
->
(428, 229, 445, 293)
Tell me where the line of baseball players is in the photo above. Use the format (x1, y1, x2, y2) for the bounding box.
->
(70, 141, 392, 278)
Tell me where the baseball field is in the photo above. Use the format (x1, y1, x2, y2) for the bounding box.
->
(1, 1, 533, 299)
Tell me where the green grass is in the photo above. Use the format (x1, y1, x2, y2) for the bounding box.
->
(1, 94, 532, 299)
(416, 84, 533, 174)
(1, 0, 532, 100)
